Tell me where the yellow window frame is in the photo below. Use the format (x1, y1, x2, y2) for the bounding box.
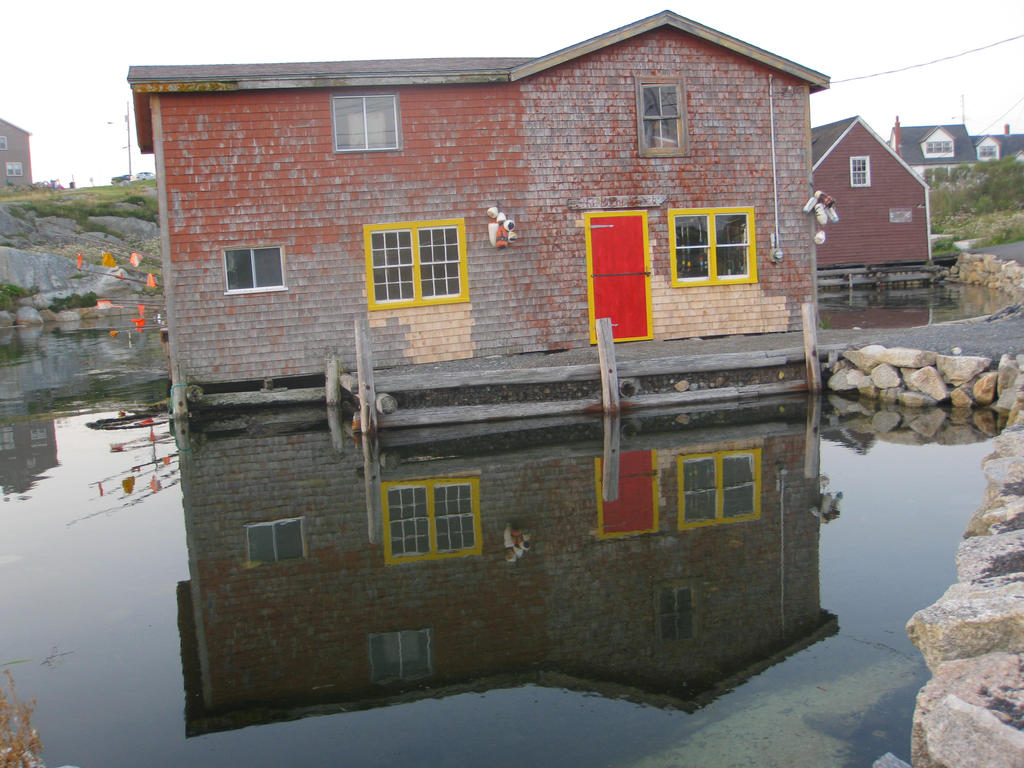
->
(364, 219, 469, 310)
(668, 207, 758, 287)
(382, 476, 482, 564)
(677, 448, 762, 530)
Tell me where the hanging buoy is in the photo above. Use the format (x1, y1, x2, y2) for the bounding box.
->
(109, 330, 119, 337)
(146, 274, 157, 288)
(76, 253, 83, 269)
(102, 253, 116, 267)
(129, 252, 142, 268)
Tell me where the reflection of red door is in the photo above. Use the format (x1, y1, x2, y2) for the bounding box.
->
(587, 212, 652, 342)
(598, 450, 657, 536)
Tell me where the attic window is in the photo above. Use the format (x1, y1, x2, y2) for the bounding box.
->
(332, 94, 400, 152)
(0, 137, 7, 150)
(636, 78, 687, 157)
(978, 144, 998, 160)
(924, 140, 953, 157)
(850, 156, 871, 187)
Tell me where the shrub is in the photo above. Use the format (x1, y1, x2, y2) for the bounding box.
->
(0, 669, 42, 767)
(49, 292, 97, 312)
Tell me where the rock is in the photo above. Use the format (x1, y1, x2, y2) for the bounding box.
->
(15, 306, 43, 325)
(858, 379, 880, 399)
(843, 344, 888, 372)
(828, 367, 869, 392)
(995, 373, 1024, 416)
(937, 354, 992, 386)
(673, 379, 689, 392)
(975, 372, 1000, 406)
(38, 309, 56, 323)
(87, 215, 159, 241)
(908, 409, 948, 438)
(871, 363, 902, 389)
(872, 410, 902, 433)
(999, 355, 1021, 397)
(0, 311, 13, 327)
(993, 427, 1024, 460)
(906, 366, 950, 402)
(906, 578, 1024, 671)
(956, 530, 1024, 583)
(880, 387, 901, 404)
(911, 653, 1024, 768)
(951, 385, 974, 409)
(938, 423, 989, 446)
(900, 390, 939, 408)
(879, 347, 937, 368)
(872, 754, 911, 768)
(974, 409, 999, 436)
(965, 498, 1024, 538)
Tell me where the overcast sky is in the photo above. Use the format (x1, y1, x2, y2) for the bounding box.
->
(6, 0, 1023, 186)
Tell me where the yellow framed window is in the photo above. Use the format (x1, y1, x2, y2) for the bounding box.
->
(668, 207, 757, 286)
(678, 448, 761, 529)
(382, 477, 481, 564)
(364, 219, 469, 310)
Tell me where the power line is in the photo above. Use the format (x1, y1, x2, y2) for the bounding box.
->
(832, 32, 1024, 84)
(979, 94, 1024, 134)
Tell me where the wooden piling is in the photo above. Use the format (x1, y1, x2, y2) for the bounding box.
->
(325, 355, 340, 406)
(354, 316, 378, 436)
(602, 412, 621, 502)
(595, 317, 620, 414)
(801, 302, 821, 393)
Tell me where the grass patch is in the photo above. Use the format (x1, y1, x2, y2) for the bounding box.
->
(0, 284, 34, 313)
(0, 183, 158, 235)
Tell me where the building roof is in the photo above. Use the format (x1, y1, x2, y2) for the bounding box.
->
(895, 124, 977, 166)
(811, 115, 926, 186)
(0, 117, 31, 136)
(128, 10, 829, 153)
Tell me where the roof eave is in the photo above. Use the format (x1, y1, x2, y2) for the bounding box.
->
(509, 10, 829, 91)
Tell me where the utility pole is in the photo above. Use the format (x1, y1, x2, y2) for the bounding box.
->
(125, 102, 132, 179)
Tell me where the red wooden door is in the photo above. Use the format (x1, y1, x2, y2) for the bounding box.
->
(599, 450, 657, 536)
(587, 213, 652, 342)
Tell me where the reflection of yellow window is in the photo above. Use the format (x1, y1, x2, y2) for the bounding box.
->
(382, 477, 481, 564)
(678, 449, 761, 529)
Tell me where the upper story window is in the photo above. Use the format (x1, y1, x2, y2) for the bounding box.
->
(224, 246, 286, 294)
(669, 207, 757, 286)
(923, 140, 954, 157)
(636, 78, 687, 157)
(332, 94, 400, 152)
(364, 219, 468, 310)
(0, 136, 7, 150)
(5, 162, 23, 177)
(978, 144, 998, 160)
(850, 156, 871, 187)
(245, 517, 304, 563)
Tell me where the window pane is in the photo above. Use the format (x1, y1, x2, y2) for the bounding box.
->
(419, 227, 461, 298)
(723, 484, 755, 518)
(225, 249, 254, 291)
(645, 118, 679, 150)
(721, 454, 753, 485)
(400, 629, 431, 678)
(675, 216, 709, 279)
(275, 519, 303, 560)
(247, 525, 276, 562)
(388, 486, 429, 557)
(364, 96, 398, 149)
(434, 483, 474, 553)
(369, 633, 402, 682)
(334, 97, 367, 150)
(685, 489, 717, 521)
(252, 247, 283, 288)
(716, 214, 749, 277)
(683, 457, 715, 490)
(372, 230, 414, 302)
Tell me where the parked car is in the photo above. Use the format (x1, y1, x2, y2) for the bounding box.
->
(111, 174, 132, 185)
(135, 171, 155, 180)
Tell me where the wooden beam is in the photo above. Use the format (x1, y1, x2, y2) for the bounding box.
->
(801, 302, 822, 393)
(361, 434, 383, 544)
(354, 316, 378, 436)
(595, 318, 620, 414)
(602, 412, 621, 502)
(325, 355, 340, 406)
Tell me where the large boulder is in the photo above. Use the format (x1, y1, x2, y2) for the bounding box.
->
(871, 363, 902, 389)
(843, 344, 888, 372)
(911, 652, 1024, 768)
(879, 347, 937, 368)
(936, 354, 991, 386)
(906, 366, 950, 402)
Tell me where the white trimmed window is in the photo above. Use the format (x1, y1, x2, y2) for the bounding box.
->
(245, 517, 304, 563)
(224, 246, 285, 293)
(978, 144, 998, 160)
(637, 78, 687, 157)
(850, 156, 871, 187)
(364, 219, 468, 309)
(332, 94, 400, 152)
(5, 161, 23, 177)
(924, 140, 954, 157)
(369, 629, 432, 683)
(0, 137, 7, 150)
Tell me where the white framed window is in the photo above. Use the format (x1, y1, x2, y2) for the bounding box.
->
(978, 144, 998, 160)
(332, 94, 400, 152)
(368, 629, 432, 683)
(0, 136, 7, 150)
(245, 517, 304, 563)
(5, 161, 23, 177)
(924, 140, 954, 157)
(657, 583, 695, 642)
(850, 156, 871, 187)
(224, 246, 285, 293)
(637, 78, 687, 157)
(889, 208, 913, 223)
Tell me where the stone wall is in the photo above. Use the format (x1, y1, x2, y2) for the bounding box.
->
(953, 252, 1024, 303)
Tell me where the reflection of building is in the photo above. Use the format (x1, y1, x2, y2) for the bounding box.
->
(177, 402, 833, 735)
(0, 419, 57, 495)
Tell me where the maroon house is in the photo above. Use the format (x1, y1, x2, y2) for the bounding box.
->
(811, 116, 930, 268)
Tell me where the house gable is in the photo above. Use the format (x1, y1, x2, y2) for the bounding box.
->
(975, 135, 1001, 161)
